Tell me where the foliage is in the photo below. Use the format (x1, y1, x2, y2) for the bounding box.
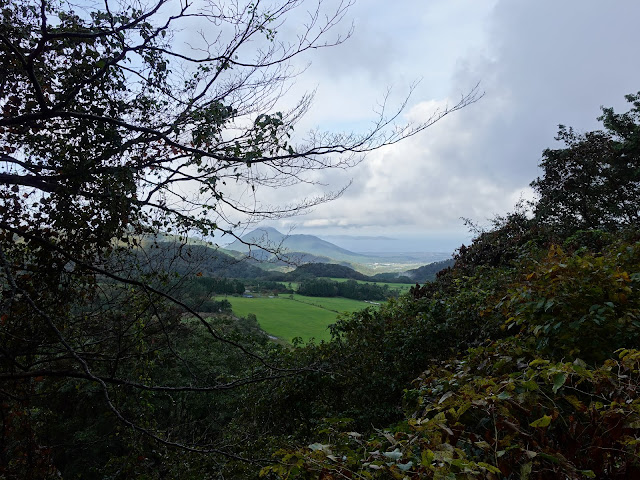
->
(183, 276, 246, 296)
(256, 223, 640, 479)
(283, 263, 370, 281)
(249, 94, 640, 477)
(246, 280, 294, 295)
(453, 208, 542, 274)
(504, 238, 640, 363)
(237, 259, 514, 443)
(532, 92, 640, 233)
(131, 241, 269, 279)
(1, 310, 271, 478)
(265, 342, 640, 479)
(2, 4, 638, 474)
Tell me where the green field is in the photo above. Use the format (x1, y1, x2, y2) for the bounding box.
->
(220, 294, 375, 343)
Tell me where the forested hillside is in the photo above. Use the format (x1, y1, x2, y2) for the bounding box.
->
(402, 258, 456, 282)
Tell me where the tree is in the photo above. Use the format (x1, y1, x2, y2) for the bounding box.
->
(532, 92, 640, 233)
(0, 0, 478, 474)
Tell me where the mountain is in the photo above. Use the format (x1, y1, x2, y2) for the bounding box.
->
(118, 241, 271, 279)
(225, 227, 370, 265)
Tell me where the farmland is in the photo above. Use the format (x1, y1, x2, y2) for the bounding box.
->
(220, 294, 375, 343)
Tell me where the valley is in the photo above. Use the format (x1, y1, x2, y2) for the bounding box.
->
(171, 230, 451, 343)
(217, 279, 414, 343)
(223, 226, 453, 275)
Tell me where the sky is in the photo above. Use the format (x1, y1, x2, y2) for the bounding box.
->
(228, 0, 640, 252)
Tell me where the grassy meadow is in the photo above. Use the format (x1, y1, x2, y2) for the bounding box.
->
(220, 294, 375, 343)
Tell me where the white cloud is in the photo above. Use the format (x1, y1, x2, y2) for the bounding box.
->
(247, 1, 640, 248)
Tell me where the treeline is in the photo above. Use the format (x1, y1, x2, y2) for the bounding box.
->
(179, 277, 243, 312)
(297, 278, 393, 300)
(182, 276, 245, 295)
(245, 280, 293, 294)
(117, 233, 454, 288)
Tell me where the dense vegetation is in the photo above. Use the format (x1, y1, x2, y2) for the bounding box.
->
(129, 241, 451, 287)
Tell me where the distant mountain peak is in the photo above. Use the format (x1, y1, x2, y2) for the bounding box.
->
(253, 226, 281, 234)
(234, 227, 285, 246)
(225, 227, 367, 264)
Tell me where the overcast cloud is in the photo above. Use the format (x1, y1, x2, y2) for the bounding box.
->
(242, 1, 640, 251)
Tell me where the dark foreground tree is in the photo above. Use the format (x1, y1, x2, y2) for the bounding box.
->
(532, 92, 640, 233)
(0, 0, 478, 474)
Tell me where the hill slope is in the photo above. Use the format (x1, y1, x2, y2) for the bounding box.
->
(225, 227, 370, 265)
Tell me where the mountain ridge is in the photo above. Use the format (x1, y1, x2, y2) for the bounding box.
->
(225, 227, 369, 264)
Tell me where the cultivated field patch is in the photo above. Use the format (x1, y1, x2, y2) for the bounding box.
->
(220, 294, 374, 343)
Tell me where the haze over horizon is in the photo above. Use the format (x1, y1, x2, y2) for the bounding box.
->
(223, 226, 465, 256)
(222, 1, 640, 249)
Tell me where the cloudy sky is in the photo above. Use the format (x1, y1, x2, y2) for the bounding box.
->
(232, 0, 640, 251)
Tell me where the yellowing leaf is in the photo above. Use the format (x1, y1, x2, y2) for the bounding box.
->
(438, 391, 454, 404)
(474, 441, 491, 450)
(529, 415, 552, 428)
(564, 395, 586, 412)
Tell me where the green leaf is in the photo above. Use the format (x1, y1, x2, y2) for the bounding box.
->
(579, 470, 596, 478)
(537, 452, 561, 464)
(477, 462, 502, 474)
(308, 443, 331, 453)
(529, 359, 550, 367)
(564, 394, 586, 412)
(438, 391, 454, 404)
(421, 449, 435, 466)
(529, 415, 552, 428)
(552, 372, 567, 393)
(521, 379, 539, 391)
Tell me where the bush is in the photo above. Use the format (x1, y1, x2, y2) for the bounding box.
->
(505, 240, 640, 363)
